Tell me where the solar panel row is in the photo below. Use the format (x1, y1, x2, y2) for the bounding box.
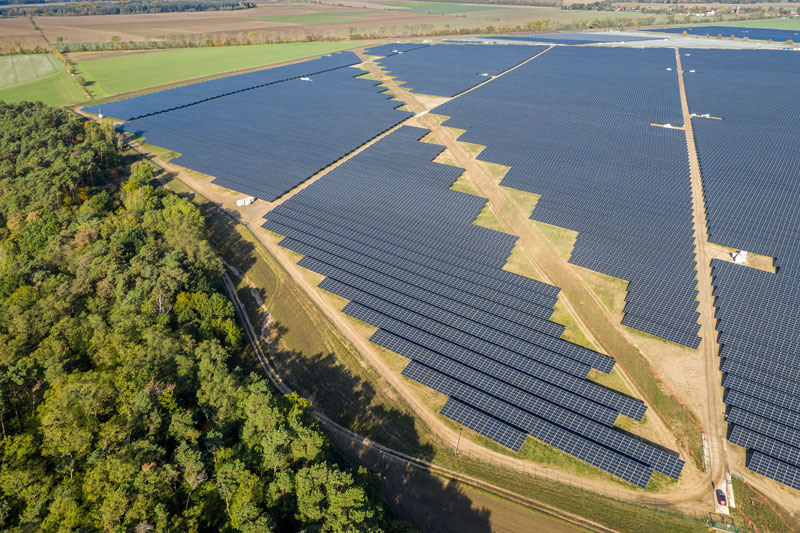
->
(375, 43, 547, 97)
(486, 32, 657, 45)
(262, 125, 682, 486)
(120, 66, 412, 201)
(647, 25, 800, 43)
(434, 47, 701, 348)
(85, 51, 361, 121)
(401, 361, 658, 488)
(363, 43, 429, 57)
(683, 48, 800, 490)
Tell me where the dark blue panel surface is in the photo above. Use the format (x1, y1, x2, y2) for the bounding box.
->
(435, 46, 700, 348)
(488, 32, 656, 45)
(120, 66, 412, 201)
(262, 125, 683, 486)
(684, 48, 800, 490)
(375, 43, 547, 97)
(646, 26, 800, 42)
(364, 43, 429, 57)
(85, 51, 361, 121)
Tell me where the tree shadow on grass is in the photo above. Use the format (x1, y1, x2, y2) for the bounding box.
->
(265, 324, 491, 531)
(330, 426, 492, 533)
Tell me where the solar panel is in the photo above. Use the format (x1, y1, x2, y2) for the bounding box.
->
(647, 26, 800, 43)
(486, 32, 656, 45)
(685, 49, 800, 490)
(403, 361, 657, 488)
(748, 451, 800, 491)
(85, 52, 362, 121)
(435, 47, 701, 348)
(119, 66, 412, 201)
(261, 124, 682, 486)
(440, 398, 528, 452)
(375, 44, 547, 97)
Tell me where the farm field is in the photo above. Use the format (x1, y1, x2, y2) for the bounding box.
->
(0, 54, 62, 89)
(75, 41, 362, 98)
(1, 1, 673, 53)
(0, 70, 86, 105)
(0, 53, 86, 105)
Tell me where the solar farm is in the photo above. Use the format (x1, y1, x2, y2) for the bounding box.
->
(85, 31, 800, 516)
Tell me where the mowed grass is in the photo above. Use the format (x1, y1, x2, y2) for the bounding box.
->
(394, 1, 497, 14)
(0, 70, 86, 106)
(75, 41, 363, 98)
(0, 54, 63, 89)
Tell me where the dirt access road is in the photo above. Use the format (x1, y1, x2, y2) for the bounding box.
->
(674, 49, 732, 513)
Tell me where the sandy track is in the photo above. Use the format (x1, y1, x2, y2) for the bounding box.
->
(675, 49, 730, 511)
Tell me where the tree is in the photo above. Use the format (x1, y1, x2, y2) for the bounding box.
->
(0, 102, 403, 532)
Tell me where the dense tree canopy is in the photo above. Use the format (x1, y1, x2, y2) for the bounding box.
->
(0, 1, 255, 18)
(0, 102, 402, 532)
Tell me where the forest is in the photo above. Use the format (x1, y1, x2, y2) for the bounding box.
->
(0, 102, 403, 531)
(0, 1, 255, 18)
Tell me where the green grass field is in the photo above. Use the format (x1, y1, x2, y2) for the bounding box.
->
(0, 70, 87, 106)
(393, 1, 497, 14)
(75, 41, 363, 98)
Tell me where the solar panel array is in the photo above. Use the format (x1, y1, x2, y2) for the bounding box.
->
(682, 48, 800, 490)
(487, 32, 657, 45)
(262, 125, 684, 488)
(363, 43, 429, 57)
(646, 25, 800, 43)
(84, 52, 361, 121)
(434, 47, 701, 348)
(374, 43, 547, 97)
(120, 66, 412, 201)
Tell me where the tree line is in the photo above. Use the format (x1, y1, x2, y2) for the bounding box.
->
(0, 101, 405, 532)
(0, 0, 254, 18)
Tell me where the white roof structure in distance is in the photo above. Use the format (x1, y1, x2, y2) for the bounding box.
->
(236, 196, 255, 207)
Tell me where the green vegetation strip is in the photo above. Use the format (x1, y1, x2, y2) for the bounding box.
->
(75, 41, 362, 98)
(393, 2, 497, 14)
(439, 456, 707, 533)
